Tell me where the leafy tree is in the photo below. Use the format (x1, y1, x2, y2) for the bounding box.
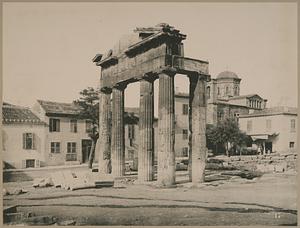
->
(207, 118, 248, 157)
(74, 87, 99, 169)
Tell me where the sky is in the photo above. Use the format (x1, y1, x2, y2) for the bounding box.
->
(3, 2, 298, 113)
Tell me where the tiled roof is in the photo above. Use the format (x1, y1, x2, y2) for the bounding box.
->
(217, 71, 240, 80)
(37, 100, 83, 116)
(239, 106, 297, 118)
(228, 94, 263, 100)
(2, 103, 44, 125)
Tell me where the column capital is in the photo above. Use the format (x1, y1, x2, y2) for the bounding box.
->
(113, 82, 127, 91)
(100, 87, 112, 94)
(153, 66, 177, 77)
(188, 73, 211, 82)
(141, 72, 157, 83)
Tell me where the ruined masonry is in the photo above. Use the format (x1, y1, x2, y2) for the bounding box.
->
(93, 23, 210, 186)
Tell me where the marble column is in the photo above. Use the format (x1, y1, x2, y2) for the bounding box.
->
(111, 84, 126, 177)
(157, 71, 176, 187)
(138, 78, 154, 182)
(98, 88, 112, 174)
(189, 74, 207, 183)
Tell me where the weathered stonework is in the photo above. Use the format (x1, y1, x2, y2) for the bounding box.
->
(111, 85, 126, 177)
(138, 78, 154, 182)
(189, 74, 207, 183)
(94, 24, 210, 186)
(98, 89, 112, 174)
(157, 71, 176, 186)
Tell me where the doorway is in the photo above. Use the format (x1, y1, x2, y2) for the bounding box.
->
(265, 142, 273, 153)
(82, 139, 92, 163)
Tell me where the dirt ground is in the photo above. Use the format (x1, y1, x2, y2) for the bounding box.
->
(3, 170, 297, 226)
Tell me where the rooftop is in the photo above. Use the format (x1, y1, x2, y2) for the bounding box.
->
(239, 106, 297, 118)
(217, 71, 240, 80)
(228, 94, 266, 100)
(2, 103, 44, 125)
(37, 100, 83, 117)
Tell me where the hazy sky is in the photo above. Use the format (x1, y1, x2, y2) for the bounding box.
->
(3, 2, 298, 112)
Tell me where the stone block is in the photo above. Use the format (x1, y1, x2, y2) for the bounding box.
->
(24, 215, 57, 225)
(3, 205, 17, 214)
(4, 212, 24, 224)
(274, 162, 287, 173)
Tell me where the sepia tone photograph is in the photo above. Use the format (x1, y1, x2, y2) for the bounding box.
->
(2, 2, 298, 226)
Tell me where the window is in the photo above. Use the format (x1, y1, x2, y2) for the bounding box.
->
(66, 142, 77, 161)
(50, 142, 60, 153)
(289, 142, 295, 148)
(207, 86, 211, 99)
(182, 129, 188, 140)
(182, 147, 188, 157)
(182, 104, 189, 115)
(128, 124, 135, 139)
(234, 87, 238, 96)
(70, 119, 77, 133)
(86, 120, 93, 133)
(49, 118, 60, 132)
(67, 142, 76, 153)
(266, 119, 272, 131)
(23, 133, 35, 150)
(247, 120, 252, 132)
(26, 159, 35, 168)
(226, 86, 229, 95)
(291, 119, 296, 132)
(217, 87, 220, 95)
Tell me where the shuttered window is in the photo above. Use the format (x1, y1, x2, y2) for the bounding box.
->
(23, 133, 35, 150)
(70, 119, 77, 133)
(49, 118, 60, 132)
(182, 129, 188, 140)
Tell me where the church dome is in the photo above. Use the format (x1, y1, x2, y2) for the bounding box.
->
(217, 71, 239, 79)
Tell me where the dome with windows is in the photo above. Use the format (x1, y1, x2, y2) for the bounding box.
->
(216, 71, 239, 79)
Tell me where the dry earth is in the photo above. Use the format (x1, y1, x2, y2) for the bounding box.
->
(3, 170, 297, 226)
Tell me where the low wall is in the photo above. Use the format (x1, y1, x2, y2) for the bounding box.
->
(3, 164, 95, 183)
(214, 153, 297, 171)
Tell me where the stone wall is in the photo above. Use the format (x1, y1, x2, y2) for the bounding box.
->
(217, 153, 297, 172)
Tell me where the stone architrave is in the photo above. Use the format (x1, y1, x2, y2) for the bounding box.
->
(111, 84, 126, 177)
(98, 88, 112, 174)
(138, 77, 154, 182)
(157, 70, 176, 187)
(189, 74, 207, 183)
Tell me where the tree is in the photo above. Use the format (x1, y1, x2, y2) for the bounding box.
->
(207, 118, 248, 157)
(74, 87, 100, 169)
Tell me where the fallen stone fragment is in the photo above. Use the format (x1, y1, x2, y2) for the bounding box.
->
(24, 215, 57, 225)
(57, 220, 76, 226)
(50, 171, 65, 187)
(4, 212, 25, 224)
(33, 177, 53, 188)
(10, 188, 28, 195)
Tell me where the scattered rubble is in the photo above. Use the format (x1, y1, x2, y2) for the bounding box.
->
(33, 177, 53, 188)
(32, 170, 115, 191)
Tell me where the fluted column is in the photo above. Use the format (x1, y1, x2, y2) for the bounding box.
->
(157, 71, 176, 187)
(189, 74, 207, 183)
(98, 88, 112, 174)
(138, 78, 154, 182)
(111, 84, 126, 177)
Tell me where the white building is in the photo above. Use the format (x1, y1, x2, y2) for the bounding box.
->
(239, 107, 297, 154)
(2, 103, 47, 169)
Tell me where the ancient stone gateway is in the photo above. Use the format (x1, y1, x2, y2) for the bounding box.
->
(93, 24, 210, 187)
